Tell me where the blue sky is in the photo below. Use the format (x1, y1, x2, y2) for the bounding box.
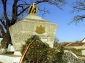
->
(37, 0, 85, 42)
(0, 0, 85, 42)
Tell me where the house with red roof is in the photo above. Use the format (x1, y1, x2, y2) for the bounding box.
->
(65, 38, 85, 56)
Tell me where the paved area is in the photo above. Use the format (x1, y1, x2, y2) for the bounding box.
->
(0, 54, 21, 63)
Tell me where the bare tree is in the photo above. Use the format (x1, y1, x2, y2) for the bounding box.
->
(0, 0, 66, 48)
(70, 0, 85, 24)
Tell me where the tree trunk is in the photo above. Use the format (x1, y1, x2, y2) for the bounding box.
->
(1, 26, 12, 48)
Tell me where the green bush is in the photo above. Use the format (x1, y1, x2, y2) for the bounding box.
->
(21, 35, 64, 63)
(56, 46, 65, 63)
(21, 35, 49, 63)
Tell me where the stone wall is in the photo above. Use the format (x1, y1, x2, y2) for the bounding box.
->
(9, 15, 57, 51)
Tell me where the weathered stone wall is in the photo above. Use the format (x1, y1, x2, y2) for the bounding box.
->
(9, 15, 57, 51)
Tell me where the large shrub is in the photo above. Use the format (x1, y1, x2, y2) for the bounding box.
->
(21, 35, 63, 63)
(21, 35, 49, 63)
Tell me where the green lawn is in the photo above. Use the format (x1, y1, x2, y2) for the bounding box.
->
(71, 49, 82, 55)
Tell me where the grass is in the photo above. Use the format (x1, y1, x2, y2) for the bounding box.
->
(65, 48, 82, 55)
(71, 49, 82, 55)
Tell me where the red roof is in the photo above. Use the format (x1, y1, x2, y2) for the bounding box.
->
(67, 43, 85, 46)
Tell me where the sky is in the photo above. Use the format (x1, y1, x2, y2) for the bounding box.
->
(37, 0, 85, 42)
(0, 0, 85, 42)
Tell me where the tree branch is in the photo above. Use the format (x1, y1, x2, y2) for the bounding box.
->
(72, 0, 85, 12)
(73, 15, 85, 21)
(17, 0, 46, 16)
(69, 15, 85, 25)
(35, 0, 49, 4)
(39, 8, 49, 17)
(17, 0, 66, 17)
(11, 0, 18, 25)
(1, 0, 10, 26)
(0, 19, 5, 26)
(17, 4, 30, 9)
(17, 6, 30, 16)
